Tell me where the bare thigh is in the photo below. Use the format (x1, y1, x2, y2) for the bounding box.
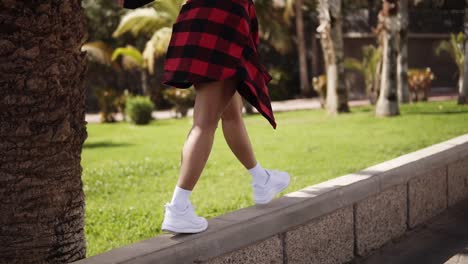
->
(192, 76, 240, 127)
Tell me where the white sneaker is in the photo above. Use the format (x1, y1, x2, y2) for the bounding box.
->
(252, 169, 290, 204)
(161, 202, 208, 234)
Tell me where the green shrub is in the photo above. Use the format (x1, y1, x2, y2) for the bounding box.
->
(125, 96, 154, 125)
(162, 87, 195, 118)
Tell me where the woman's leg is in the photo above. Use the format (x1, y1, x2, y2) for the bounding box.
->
(163, 78, 237, 233)
(220, 91, 257, 169)
(176, 76, 238, 191)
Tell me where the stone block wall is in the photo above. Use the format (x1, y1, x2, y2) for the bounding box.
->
(73, 135, 468, 264)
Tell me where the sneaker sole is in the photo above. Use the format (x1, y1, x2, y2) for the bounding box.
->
(254, 174, 290, 205)
(161, 223, 208, 234)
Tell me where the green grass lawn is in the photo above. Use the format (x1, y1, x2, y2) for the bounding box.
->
(82, 100, 468, 257)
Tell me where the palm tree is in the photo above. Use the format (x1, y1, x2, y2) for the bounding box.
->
(113, 45, 148, 92)
(0, 1, 87, 262)
(344, 45, 382, 104)
(375, 0, 400, 116)
(397, 0, 410, 103)
(82, 40, 119, 68)
(461, 0, 468, 104)
(436, 33, 465, 104)
(284, 0, 311, 96)
(112, 2, 181, 96)
(255, 0, 294, 54)
(317, 0, 350, 114)
(112, 26, 171, 96)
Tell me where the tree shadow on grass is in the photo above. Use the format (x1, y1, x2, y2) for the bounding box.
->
(404, 110, 468, 115)
(83, 141, 133, 149)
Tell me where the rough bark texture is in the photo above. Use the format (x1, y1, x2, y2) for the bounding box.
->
(397, 0, 410, 103)
(376, 0, 400, 116)
(317, 0, 349, 115)
(461, 0, 468, 104)
(0, 1, 88, 263)
(295, 0, 311, 97)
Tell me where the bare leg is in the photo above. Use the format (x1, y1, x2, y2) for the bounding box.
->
(176, 76, 238, 190)
(221, 91, 257, 169)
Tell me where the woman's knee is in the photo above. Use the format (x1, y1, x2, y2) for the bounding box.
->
(193, 113, 221, 132)
(221, 93, 242, 122)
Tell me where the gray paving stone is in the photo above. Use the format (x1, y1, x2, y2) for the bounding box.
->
(355, 184, 407, 256)
(284, 206, 354, 264)
(408, 167, 447, 228)
(203, 234, 282, 264)
(448, 158, 468, 206)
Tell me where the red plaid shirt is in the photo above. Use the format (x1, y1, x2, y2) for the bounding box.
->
(162, 0, 276, 129)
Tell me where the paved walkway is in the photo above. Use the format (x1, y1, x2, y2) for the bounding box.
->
(356, 200, 468, 264)
(85, 94, 457, 124)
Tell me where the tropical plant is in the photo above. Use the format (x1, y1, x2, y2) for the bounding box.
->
(162, 87, 196, 118)
(93, 87, 122, 123)
(111, 45, 152, 96)
(111, 1, 182, 107)
(125, 95, 155, 125)
(408, 68, 435, 102)
(344, 45, 382, 105)
(82, 41, 115, 66)
(112, 0, 183, 71)
(255, 0, 296, 54)
(116, 89, 131, 121)
(312, 74, 327, 108)
(82, 0, 123, 44)
(267, 67, 293, 101)
(435, 32, 465, 103)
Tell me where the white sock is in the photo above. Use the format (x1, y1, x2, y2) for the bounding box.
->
(170, 185, 192, 211)
(248, 162, 270, 185)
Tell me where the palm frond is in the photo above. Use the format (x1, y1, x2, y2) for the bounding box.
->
(344, 57, 364, 73)
(113, 7, 172, 38)
(436, 32, 464, 73)
(143, 27, 172, 74)
(112, 46, 144, 70)
(152, 0, 186, 19)
(344, 45, 381, 87)
(81, 41, 114, 65)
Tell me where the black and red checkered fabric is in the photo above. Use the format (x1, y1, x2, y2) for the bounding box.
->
(162, 0, 276, 129)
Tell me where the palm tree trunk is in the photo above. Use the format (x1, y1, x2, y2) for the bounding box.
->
(460, 0, 468, 104)
(397, 0, 410, 103)
(141, 69, 150, 96)
(0, 1, 88, 262)
(310, 32, 320, 82)
(372, 56, 383, 105)
(376, 1, 400, 116)
(295, 0, 310, 97)
(317, 0, 349, 114)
